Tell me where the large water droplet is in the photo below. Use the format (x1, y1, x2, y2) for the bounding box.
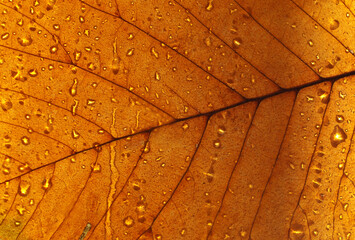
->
(18, 180, 31, 196)
(330, 125, 347, 148)
(290, 223, 305, 240)
(17, 36, 33, 46)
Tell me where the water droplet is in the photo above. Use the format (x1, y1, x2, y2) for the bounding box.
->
(306, 95, 314, 102)
(336, 115, 344, 123)
(290, 223, 305, 239)
(91, 163, 101, 173)
(206, 0, 213, 11)
(204, 37, 212, 47)
(155, 71, 160, 81)
(73, 50, 82, 61)
(317, 89, 330, 104)
(87, 99, 96, 105)
(93, 142, 102, 152)
(42, 177, 52, 190)
(1, 33, 9, 40)
(308, 40, 314, 47)
(143, 142, 150, 153)
(330, 125, 347, 148)
(339, 91, 346, 99)
(18, 163, 30, 172)
(180, 228, 186, 236)
(72, 129, 80, 139)
(213, 139, 221, 148)
(17, 36, 33, 46)
(16, 204, 26, 216)
(71, 99, 79, 116)
(111, 37, 121, 74)
(126, 48, 135, 56)
(70, 78, 78, 96)
(28, 69, 38, 77)
(123, 216, 134, 227)
(217, 126, 226, 135)
(50, 45, 58, 54)
(343, 203, 349, 211)
(240, 229, 247, 238)
(330, 19, 339, 30)
(1, 99, 13, 111)
(233, 38, 242, 48)
(79, 16, 85, 23)
(206, 166, 214, 182)
(155, 234, 162, 240)
(150, 47, 159, 58)
(21, 136, 30, 145)
(18, 180, 31, 196)
(87, 62, 96, 71)
(182, 123, 189, 130)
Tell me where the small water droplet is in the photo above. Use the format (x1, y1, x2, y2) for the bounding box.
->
(206, 0, 213, 11)
(213, 139, 221, 148)
(1, 33, 9, 40)
(150, 47, 159, 58)
(16, 204, 26, 216)
(240, 229, 247, 238)
(18, 163, 30, 172)
(330, 19, 339, 30)
(217, 126, 226, 135)
(69, 78, 78, 96)
(73, 50, 81, 61)
(123, 216, 134, 227)
(306, 95, 314, 102)
(21, 136, 30, 145)
(91, 163, 101, 173)
(204, 37, 212, 47)
(79, 16, 85, 23)
(336, 115, 344, 123)
(42, 177, 52, 190)
(87, 99, 96, 105)
(206, 165, 214, 183)
(72, 129, 80, 139)
(233, 38, 242, 48)
(71, 99, 79, 116)
(28, 69, 38, 77)
(50, 45, 58, 54)
(126, 48, 135, 56)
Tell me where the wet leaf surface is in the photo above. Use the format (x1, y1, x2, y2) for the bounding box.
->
(0, 0, 354, 239)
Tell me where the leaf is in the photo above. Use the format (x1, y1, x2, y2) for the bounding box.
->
(0, 0, 353, 239)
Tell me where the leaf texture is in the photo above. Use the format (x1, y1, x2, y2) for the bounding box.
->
(0, 0, 354, 239)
